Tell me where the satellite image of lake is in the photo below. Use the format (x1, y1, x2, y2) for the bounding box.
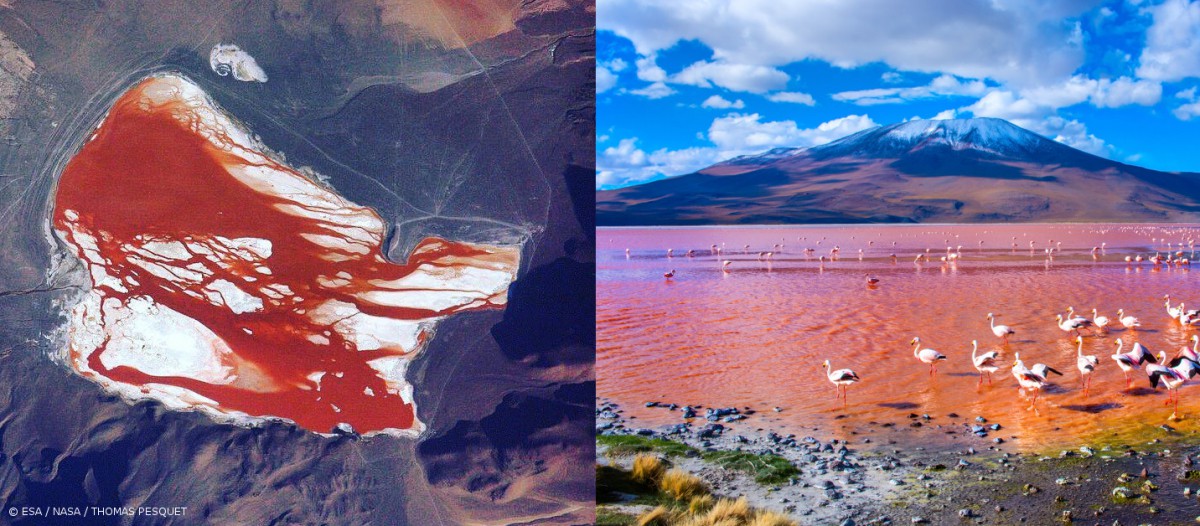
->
(0, 1, 594, 524)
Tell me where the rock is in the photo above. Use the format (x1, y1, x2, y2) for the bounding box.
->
(635, 428, 654, 436)
(911, 517, 928, 524)
(1112, 486, 1133, 499)
(664, 423, 689, 435)
(994, 438, 1005, 444)
(1060, 510, 1072, 522)
(1022, 484, 1039, 495)
(645, 401, 659, 408)
(989, 423, 1001, 430)
(840, 519, 856, 526)
(956, 459, 972, 469)
(1080, 446, 1094, 457)
(825, 488, 843, 500)
(697, 423, 725, 438)
(773, 406, 783, 412)
(890, 479, 904, 486)
(957, 509, 972, 519)
(975, 416, 987, 423)
(682, 406, 696, 419)
(1056, 477, 1069, 486)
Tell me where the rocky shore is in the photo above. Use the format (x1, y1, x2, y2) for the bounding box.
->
(597, 396, 1200, 525)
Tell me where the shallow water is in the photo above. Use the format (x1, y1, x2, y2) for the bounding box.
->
(598, 224, 1200, 451)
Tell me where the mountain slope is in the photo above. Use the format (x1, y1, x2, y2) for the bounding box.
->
(597, 118, 1200, 225)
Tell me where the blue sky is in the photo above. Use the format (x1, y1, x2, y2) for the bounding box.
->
(596, 0, 1200, 189)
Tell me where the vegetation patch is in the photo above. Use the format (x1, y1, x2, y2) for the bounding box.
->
(597, 506, 638, 526)
(598, 434, 700, 457)
(700, 450, 801, 486)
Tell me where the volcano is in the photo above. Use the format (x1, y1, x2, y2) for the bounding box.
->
(596, 118, 1200, 225)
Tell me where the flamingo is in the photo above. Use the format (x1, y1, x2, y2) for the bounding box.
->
(1056, 314, 1091, 337)
(987, 313, 1015, 343)
(1170, 335, 1200, 366)
(1166, 295, 1182, 319)
(865, 275, 880, 286)
(1146, 351, 1200, 418)
(1075, 336, 1099, 395)
(1111, 340, 1157, 388)
(1117, 309, 1141, 330)
(1011, 353, 1061, 412)
(823, 360, 860, 407)
(911, 337, 947, 376)
(1066, 307, 1094, 328)
(663, 269, 675, 280)
(971, 340, 1000, 386)
(1091, 309, 1110, 332)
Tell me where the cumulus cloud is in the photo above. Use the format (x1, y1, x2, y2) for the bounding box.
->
(1174, 86, 1200, 120)
(1137, 0, 1200, 81)
(701, 95, 745, 109)
(766, 91, 816, 105)
(598, 0, 1090, 87)
(596, 113, 879, 189)
(628, 81, 675, 99)
(635, 55, 667, 82)
(671, 60, 790, 93)
(833, 75, 987, 105)
(597, 66, 617, 93)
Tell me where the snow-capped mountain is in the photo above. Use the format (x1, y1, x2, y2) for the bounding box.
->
(597, 118, 1200, 225)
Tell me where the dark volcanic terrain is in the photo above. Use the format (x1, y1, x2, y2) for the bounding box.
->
(0, 1, 594, 524)
(597, 118, 1200, 225)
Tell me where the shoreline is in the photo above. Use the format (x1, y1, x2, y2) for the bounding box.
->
(597, 396, 1200, 524)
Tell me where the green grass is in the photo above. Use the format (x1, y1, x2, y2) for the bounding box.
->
(598, 434, 699, 457)
(700, 450, 801, 486)
(596, 506, 638, 526)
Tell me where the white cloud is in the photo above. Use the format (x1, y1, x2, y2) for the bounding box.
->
(1021, 75, 1161, 108)
(598, 0, 1090, 87)
(596, 113, 879, 189)
(931, 108, 958, 120)
(881, 71, 903, 83)
(607, 58, 629, 72)
(1137, 0, 1200, 81)
(597, 66, 617, 94)
(671, 60, 790, 93)
(766, 91, 816, 105)
(701, 95, 745, 109)
(833, 74, 987, 105)
(635, 55, 667, 82)
(628, 81, 675, 99)
(1173, 86, 1200, 119)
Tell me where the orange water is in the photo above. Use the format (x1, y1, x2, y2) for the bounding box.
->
(598, 224, 1200, 450)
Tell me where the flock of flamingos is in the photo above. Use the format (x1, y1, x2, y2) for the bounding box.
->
(826, 296, 1200, 419)
(645, 235, 1200, 420)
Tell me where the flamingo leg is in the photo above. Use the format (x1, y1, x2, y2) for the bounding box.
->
(978, 373, 984, 387)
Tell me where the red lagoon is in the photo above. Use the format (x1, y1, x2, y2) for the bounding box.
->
(598, 224, 1200, 450)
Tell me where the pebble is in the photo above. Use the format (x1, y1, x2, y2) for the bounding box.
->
(890, 479, 904, 486)
(975, 416, 987, 423)
(957, 509, 972, 518)
(911, 517, 928, 524)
